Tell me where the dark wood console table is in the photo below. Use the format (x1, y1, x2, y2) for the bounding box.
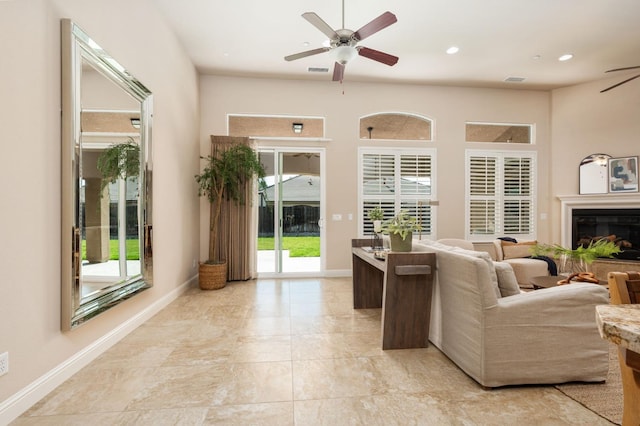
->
(351, 239, 436, 350)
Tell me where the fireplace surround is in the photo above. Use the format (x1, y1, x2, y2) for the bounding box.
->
(559, 194, 640, 262)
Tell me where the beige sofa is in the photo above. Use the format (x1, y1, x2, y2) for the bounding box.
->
(412, 239, 610, 388)
(492, 239, 550, 288)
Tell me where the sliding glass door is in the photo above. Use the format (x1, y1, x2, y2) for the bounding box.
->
(257, 148, 323, 274)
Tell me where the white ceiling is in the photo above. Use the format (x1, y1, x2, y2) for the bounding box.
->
(151, 0, 640, 91)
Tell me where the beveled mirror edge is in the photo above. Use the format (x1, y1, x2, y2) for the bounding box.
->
(60, 19, 153, 331)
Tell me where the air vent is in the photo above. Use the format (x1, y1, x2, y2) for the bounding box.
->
(504, 76, 526, 82)
(308, 67, 329, 73)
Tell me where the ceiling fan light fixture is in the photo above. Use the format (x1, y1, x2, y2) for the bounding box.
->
(333, 45, 358, 65)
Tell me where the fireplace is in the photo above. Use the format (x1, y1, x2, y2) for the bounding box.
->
(572, 208, 640, 260)
(559, 194, 640, 262)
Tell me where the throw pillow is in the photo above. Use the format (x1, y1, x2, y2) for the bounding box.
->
(501, 240, 537, 260)
(493, 261, 521, 297)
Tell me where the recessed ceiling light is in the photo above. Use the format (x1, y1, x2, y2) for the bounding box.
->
(532, 55, 541, 60)
(558, 54, 573, 61)
(303, 42, 310, 47)
(446, 46, 459, 55)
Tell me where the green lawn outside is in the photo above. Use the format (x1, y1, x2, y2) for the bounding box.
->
(258, 236, 320, 257)
(82, 239, 140, 260)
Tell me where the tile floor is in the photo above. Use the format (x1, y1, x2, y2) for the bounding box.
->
(14, 277, 613, 425)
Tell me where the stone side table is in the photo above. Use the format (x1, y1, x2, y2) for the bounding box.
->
(596, 305, 640, 426)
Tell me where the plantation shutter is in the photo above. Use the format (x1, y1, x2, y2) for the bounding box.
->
(466, 150, 535, 241)
(360, 149, 436, 237)
(468, 155, 498, 236)
(503, 156, 533, 234)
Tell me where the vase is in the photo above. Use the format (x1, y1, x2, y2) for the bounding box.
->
(558, 255, 589, 276)
(373, 220, 382, 233)
(389, 232, 412, 252)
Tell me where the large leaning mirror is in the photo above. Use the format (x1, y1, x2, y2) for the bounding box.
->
(61, 19, 153, 330)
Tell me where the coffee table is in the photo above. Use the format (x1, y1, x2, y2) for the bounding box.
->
(530, 275, 605, 290)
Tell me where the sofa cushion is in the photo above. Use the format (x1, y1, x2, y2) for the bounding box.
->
(414, 239, 501, 300)
(450, 247, 501, 300)
(493, 262, 521, 297)
(501, 240, 537, 259)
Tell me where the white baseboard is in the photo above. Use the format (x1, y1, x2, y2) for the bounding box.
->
(256, 269, 352, 279)
(0, 275, 197, 425)
(323, 269, 351, 277)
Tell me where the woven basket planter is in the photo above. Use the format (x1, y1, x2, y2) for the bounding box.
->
(198, 261, 227, 290)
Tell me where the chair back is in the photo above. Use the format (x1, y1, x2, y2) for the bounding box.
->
(608, 271, 640, 305)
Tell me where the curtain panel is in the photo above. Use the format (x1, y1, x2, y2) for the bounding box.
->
(210, 135, 256, 281)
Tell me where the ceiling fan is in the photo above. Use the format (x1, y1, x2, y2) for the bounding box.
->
(600, 66, 640, 93)
(284, 2, 398, 82)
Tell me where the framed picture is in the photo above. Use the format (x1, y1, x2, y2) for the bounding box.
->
(608, 156, 639, 193)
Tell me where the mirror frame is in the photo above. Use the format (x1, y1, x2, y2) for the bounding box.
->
(61, 19, 153, 330)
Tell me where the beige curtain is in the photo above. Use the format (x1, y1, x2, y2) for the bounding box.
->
(210, 135, 255, 281)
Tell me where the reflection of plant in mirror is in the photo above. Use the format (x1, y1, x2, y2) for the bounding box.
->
(96, 138, 140, 194)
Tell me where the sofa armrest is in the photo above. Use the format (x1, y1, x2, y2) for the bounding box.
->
(490, 282, 609, 320)
(480, 283, 609, 386)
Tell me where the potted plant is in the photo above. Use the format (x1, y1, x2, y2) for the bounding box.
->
(96, 138, 140, 194)
(195, 144, 265, 290)
(367, 206, 384, 233)
(381, 210, 422, 252)
(532, 238, 621, 275)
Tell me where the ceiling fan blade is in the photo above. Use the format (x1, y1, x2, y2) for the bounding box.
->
(332, 62, 345, 82)
(358, 47, 399, 66)
(600, 73, 640, 93)
(302, 12, 339, 40)
(605, 65, 640, 73)
(285, 47, 330, 62)
(353, 11, 397, 41)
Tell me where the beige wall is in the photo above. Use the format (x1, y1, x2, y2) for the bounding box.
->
(200, 76, 552, 270)
(550, 76, 640, 244)
(0, 0, 200, 418)
(2, 0, 638, 420)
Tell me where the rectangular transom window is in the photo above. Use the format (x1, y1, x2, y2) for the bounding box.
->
(359, 148, 436, 238)
(465, 150, 536, 241)
(466, 122, 533, 144)
(228, 114, 324, 138)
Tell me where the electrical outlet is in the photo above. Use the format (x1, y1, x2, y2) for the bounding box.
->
(0, 352, 8, 376)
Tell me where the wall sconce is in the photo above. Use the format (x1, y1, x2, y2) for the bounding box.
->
(292, 122, 303, 134)
(130, 118, 141, 129)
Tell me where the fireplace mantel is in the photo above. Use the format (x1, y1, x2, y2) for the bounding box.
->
(558, 194, 640, 248)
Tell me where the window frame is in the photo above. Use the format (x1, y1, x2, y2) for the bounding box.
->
(464, 149, 537, 242)
(465, 121, 535, 144)
(358, 147, 437, 239)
